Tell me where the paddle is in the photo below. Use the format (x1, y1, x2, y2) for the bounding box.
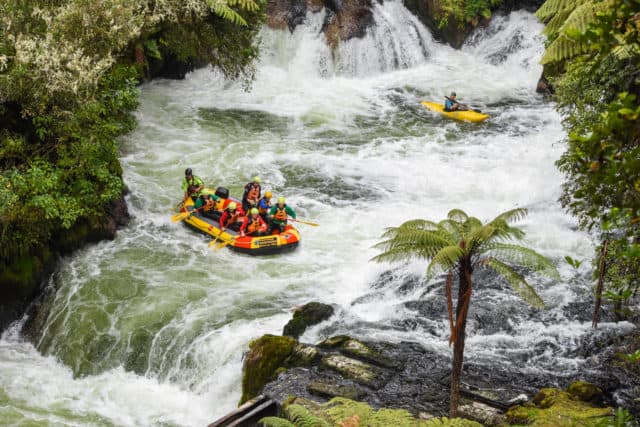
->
(289, 218, 319, 227)
(215, 237, 235, 251)
(444, 96, 482, 113)
(171, 206, 204, 222)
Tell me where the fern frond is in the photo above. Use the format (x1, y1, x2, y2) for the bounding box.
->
(206, 0, 248, 26)
(371, 230, 453, 262)
(541, 34, 589, 64)
(559, 0, 598, 33)
(227, 0, 261, 12)
(426, 245, 464, 279)
(489, 208, 528, 225)
(482, 257, 545, 308)
(447, 209, 469, 223)
(542, 8, 573, 36)
(480, 243, 560, 279)
(536, 0, 582, 21)
(258, 416, 296, 427)
(284, 404, 331, 427)
(611, 43, 640, 60)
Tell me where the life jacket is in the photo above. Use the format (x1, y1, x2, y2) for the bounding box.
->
(203, 197, 215, 212)
(273, 205, 288, 222)
(214, 198, 226, 211)
(246, 216, 263, 233)
(223, 208, 240, 226)
(246, 183, 260, 201)
(258, 197, 271, 215)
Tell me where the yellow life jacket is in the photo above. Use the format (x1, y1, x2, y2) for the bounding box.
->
(247, 217, 262, 233)
(214, 198, 226, 211)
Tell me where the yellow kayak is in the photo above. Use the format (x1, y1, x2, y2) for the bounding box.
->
(421, 101, 489, 123)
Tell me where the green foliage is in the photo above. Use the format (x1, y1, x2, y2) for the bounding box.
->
(565, 255, 583, 269)
(434, 0, 502, 29)
(284, 404, 330, 427)
(592, 407, 638, 427)
(259, 416, 296, 427)
(0, 0, 265, 270)
(543, 0, 640, 315)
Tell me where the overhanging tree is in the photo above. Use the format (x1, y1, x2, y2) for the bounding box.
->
(372, 208, 559, 416)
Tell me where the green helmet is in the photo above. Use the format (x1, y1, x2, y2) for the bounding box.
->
(250, 208, 259, 215)
(253, 176, 261, 183)
(228, 202, 237, 210)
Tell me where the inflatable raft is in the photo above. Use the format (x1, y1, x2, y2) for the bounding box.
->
(178, 188, 300, 255)
(421, 101, 489, 123)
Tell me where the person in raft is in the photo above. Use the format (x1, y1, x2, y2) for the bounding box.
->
(191, 189, 219, 213)
(267, 197, 296, 234)
(257, 190, 273, 221)
(242, 176, 262, 213)
(182, 168, 204, 202)
(240, 208, 267, 237)
(444, 92, 465, 111)
(220, 202, 244, 232)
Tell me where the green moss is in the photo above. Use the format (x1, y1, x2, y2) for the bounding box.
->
(566, 381, 603, 403)
(506, 388, 613, 427)
(240, 334, 296, 404)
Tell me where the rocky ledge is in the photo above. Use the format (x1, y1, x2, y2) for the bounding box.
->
(238, 301, 636, 425)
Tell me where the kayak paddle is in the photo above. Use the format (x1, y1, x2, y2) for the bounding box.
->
(444, 96, 482, 113)
(290, 218, 319, 227)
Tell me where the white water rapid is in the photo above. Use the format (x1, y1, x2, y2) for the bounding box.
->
(0, 2, 634, 425)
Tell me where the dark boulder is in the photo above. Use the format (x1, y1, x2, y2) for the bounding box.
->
(283, 302, 335, 339)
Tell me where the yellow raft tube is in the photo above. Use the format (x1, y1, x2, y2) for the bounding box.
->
(421, 101, 489, 123)
(180, 193, 300, 256)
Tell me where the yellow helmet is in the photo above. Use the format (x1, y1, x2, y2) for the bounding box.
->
(265, 191, 272, 198)
(228, 202, 237, 210)
(278, 197, 285, 204)
(250, 208, 259, 215)
(253, 176, 261, 183)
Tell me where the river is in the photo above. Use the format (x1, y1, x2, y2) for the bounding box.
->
(0, 2, 633, 426)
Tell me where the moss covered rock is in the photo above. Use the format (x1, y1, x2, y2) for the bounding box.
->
(566, 380, 603, 404)
(283, 302, 335, 339)
(240, 334, 297, 404)
(506, 387, 613, 426)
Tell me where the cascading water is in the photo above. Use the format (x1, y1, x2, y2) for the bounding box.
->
(0, 1, 634, 425)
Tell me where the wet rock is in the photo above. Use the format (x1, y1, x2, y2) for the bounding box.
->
(286, 343, 322, 366)
(321, 354, 383, 388)
(266, 0, 308, 31)
(319, 336, 397, 369)
(283, 302, 335, 339)
(567, 380, 604, 404)
(402, 0, 477, 49)
(307, 381, 365, 400)
(536, 74, 554, 96)
(458, 402, 505, 426)
(241, 334, 297, 404)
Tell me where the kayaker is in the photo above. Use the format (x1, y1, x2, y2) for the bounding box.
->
(182, 168, 204, 202)
(258, 191, 273, 221)
(444, 92, 464, 111)
(242, 176, 262, 212)
(240, 208, 267, 237)
(267, 197, 296, 234)
(220, 202, 244, 232)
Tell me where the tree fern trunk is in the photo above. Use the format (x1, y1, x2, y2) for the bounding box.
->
(450, 260, 472, 417)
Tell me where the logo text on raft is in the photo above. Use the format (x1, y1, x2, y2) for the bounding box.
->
(256, 237, 278, 247)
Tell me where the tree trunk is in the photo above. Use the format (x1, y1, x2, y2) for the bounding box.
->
(592, 239, 608, 328)
(450, 260, 472, 417)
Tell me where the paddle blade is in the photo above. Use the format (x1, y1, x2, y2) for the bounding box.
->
(292, 218, 319, 227)
(172, 212, 190, 222)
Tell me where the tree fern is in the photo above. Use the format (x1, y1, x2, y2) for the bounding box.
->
(542, 8, 573, 35)
(536, 0, 582, 21)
